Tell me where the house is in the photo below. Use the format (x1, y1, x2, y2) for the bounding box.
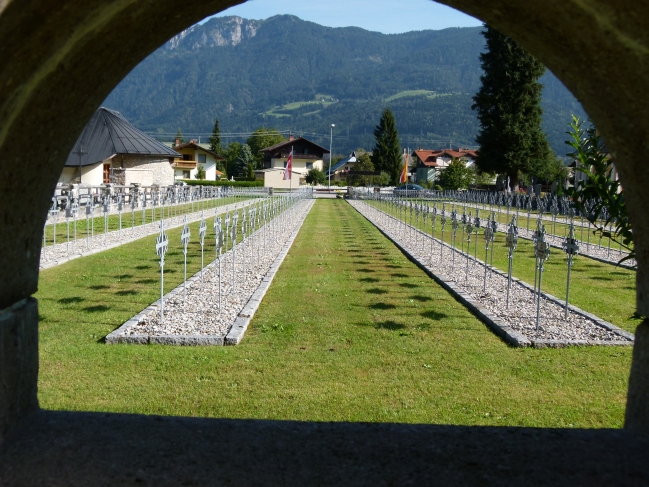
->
(171, 140, 225, 181)
(325, 151, 361, 181)
(412, 148, 478, 184)
(254, 168, 301, 189)
(61, 107, 180, 186)
(259, 135, 329, 182)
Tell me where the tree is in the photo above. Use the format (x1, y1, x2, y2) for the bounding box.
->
(566, 116, 633, 263)
(305, 168, 326, 186)
(195, 165, 206, 180)
(224, 142, 242, 179)
(472, 26, 554, 191)
(437, 158, 473, 190)
(175, 129, 184, 145)
(209, 118, 223, 156)
(236, 144, 254, 177)
(247, 127, 285, 169)
(372, 108, 402, 185)
(348, 152, 374, 186)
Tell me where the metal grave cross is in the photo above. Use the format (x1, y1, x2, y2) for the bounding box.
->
(505, 217, 519, 308)
(562, 209, 580, 319)
(533, 225, 551, 330)
(199, 212, 207, 286)
(156, 219, 169, 322)
(181, 215, 191, 302)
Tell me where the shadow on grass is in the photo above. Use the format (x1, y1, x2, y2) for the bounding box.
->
(369, 302, 396, 310)
(391, 273, 409, 278)
(366, 288, 388, 295)
(136, 279, 158, 284)
(359, 277, 380, 283)
(356, 268, 375, 273)
(135, 265, 152, 270)
(83, 305, 110, 313)
(399, 283, 419, 289)
(375, 320, 407, 330)
(115, 290, 139, 296)
(421, 310, 449, 321)
(590, 276, 613, 281)
(88, 285, 110, 290)
(57, 296, 85, 304)
(409, 295, 431, 303)
(115, 274, 133, 280)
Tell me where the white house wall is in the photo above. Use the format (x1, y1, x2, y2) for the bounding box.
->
(58, 163, 103, 185)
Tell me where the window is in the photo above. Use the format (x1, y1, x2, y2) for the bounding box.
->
(306, 162, 313, 170)
(182, 154, 192, 161)
(283, 161, 288, 168)
(183, 170, 190, 179)
(103, 164, 110, 184)
(198, 154, 206, 164)
(303, 148, 309, 154)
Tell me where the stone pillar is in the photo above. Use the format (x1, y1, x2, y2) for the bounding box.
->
(625, 321, 649, 432)
(0, 298, 39, 444)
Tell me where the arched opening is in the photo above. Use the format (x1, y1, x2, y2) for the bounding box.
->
(1, 0, 649, 482)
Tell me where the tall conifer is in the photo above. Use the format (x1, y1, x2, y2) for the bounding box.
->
(372, 108, 402, 185)
(472, 26, 553, 190)
(209, 118, 223, 155)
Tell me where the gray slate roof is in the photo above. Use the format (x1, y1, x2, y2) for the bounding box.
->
(65, 107, 179, 167)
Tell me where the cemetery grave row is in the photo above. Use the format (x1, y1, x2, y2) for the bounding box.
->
(348, 188, 634, 268)
(106, 188, 314, 345)
(41, 184, 266, 269)
(350, 196, 634, 347)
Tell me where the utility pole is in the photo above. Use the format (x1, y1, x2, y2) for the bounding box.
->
(328, 124, 335, 191)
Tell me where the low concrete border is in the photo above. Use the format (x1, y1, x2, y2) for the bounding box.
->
(105, 200, 314, 346)
(350, 201, 634, 348)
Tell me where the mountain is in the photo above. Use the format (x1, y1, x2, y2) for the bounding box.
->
(104, 15, 586, 156)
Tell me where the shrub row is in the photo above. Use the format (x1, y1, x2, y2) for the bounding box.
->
(182, 179, 265, 187)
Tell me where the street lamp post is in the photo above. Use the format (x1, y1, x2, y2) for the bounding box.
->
(328, 124, 335, 191)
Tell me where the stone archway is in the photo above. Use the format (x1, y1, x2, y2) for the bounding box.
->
(1, 0, 648, 446)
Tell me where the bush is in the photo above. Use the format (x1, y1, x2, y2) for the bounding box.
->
(305, 168, 326, 185)
(182, 179, 264, 187)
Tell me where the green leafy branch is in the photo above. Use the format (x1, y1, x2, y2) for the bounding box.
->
(565, 115, 634, 265)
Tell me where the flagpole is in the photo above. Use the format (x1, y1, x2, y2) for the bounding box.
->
(290, 145, 293, 195)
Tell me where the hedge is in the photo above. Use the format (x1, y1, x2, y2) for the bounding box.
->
(182, 179, 265, 188)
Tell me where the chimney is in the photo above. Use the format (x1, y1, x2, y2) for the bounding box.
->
(175, 138, 179, 147)
(191, 139, 197, 144)
(289, 133, 295, 141)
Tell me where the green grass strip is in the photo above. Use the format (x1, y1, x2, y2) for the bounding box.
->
(37, 199, 632, 428)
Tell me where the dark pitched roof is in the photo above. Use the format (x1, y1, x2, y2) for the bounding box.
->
(173, 141, 224, 160)
(259, 136, 330, 154)
(65, 107, 180, 167)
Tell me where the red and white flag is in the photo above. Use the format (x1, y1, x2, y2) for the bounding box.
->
(283, 148, 293, 180)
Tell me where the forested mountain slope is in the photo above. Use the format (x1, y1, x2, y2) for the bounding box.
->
(105, 15, 586, 155)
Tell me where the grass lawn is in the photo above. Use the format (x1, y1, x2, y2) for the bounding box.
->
(37, 199, 633, 428)
(367, 200, 639, 333)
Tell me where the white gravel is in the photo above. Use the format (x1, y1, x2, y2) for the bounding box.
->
(351, 200, 632, 343)
(39, 199, 257, 268)
(126, 199, 314, 337)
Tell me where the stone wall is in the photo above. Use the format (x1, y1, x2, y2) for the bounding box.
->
(111, 155, 174, 186)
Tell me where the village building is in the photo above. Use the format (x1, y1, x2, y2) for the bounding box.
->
(171, 140, 225, 181)
(253, 168, 301, 189)
(60, 107, 179, 186)
(412, 148, 478, 185)
(259, 135, 329, 185)
(326, 151, 362, 182)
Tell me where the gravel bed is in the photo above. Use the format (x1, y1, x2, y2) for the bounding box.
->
(351, 201, 633, 344)
(443, 202, 634, 267)
(39, 199, 257, 268)
(123, 199, 314, 338)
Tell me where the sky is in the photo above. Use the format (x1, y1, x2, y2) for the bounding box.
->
(205, 0, 482, 34)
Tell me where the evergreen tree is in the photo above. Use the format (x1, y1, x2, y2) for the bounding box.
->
(209, 118, 223, 155)
(236, 144, 254, 177)
(175, 129, 184, 145)
(472, 26, 554, 190)
(224, 142, 242, 179)
(372, 108, 402, 185)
